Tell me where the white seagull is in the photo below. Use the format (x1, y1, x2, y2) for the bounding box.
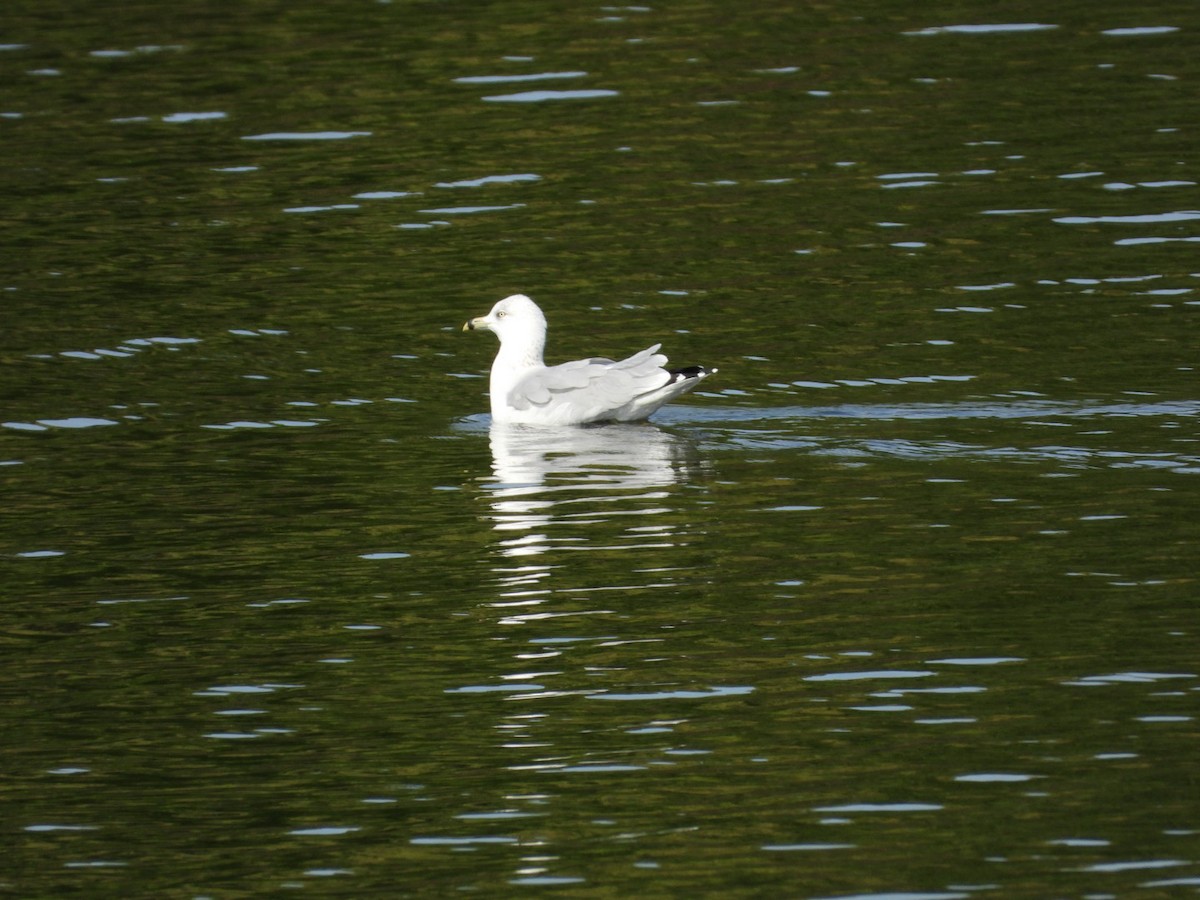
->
(463, 294, 716, 426)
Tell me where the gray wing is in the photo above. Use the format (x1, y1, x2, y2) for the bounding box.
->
(508, 344, 670, 417)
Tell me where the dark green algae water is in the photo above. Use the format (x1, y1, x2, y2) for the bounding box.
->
(2, 1, 1198, 896)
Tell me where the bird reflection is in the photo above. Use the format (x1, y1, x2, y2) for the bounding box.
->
(479, 423, 702, 625)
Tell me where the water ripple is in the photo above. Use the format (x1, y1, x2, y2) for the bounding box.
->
(905, 23, 1058, 36)
(241, 131, 371, 141)
(1054, 210, 1200, 225)
(483, 89, 619, 103)
(1101, 26, 1180, 37)
(455, 71, 587, 85)
(435, 173, 541, 188)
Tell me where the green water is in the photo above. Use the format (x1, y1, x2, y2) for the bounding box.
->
(3, 1, 1198, 897)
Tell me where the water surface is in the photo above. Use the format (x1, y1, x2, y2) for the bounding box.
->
(3, 1, 1197, 896)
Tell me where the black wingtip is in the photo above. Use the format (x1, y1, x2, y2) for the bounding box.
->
(667, 365, 715, 384)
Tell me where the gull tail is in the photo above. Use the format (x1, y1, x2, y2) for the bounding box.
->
(667, 365, 718, 385)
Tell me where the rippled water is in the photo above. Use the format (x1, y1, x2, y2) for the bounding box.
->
(3, 1, 1198, 896)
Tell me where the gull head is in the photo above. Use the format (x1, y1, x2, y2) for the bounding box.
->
(463, 294, 547, 349)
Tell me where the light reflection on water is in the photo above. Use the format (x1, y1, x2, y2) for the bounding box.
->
(478, 423, 703, 629)
(667, 398, 1200, 473)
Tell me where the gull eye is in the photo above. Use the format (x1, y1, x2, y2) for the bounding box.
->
(496, 311, 506, 318)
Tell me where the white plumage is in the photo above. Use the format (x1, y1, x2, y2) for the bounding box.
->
(463, 294, 716, 426)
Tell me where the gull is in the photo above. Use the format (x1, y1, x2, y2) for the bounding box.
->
(463, 294, 716, 425)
